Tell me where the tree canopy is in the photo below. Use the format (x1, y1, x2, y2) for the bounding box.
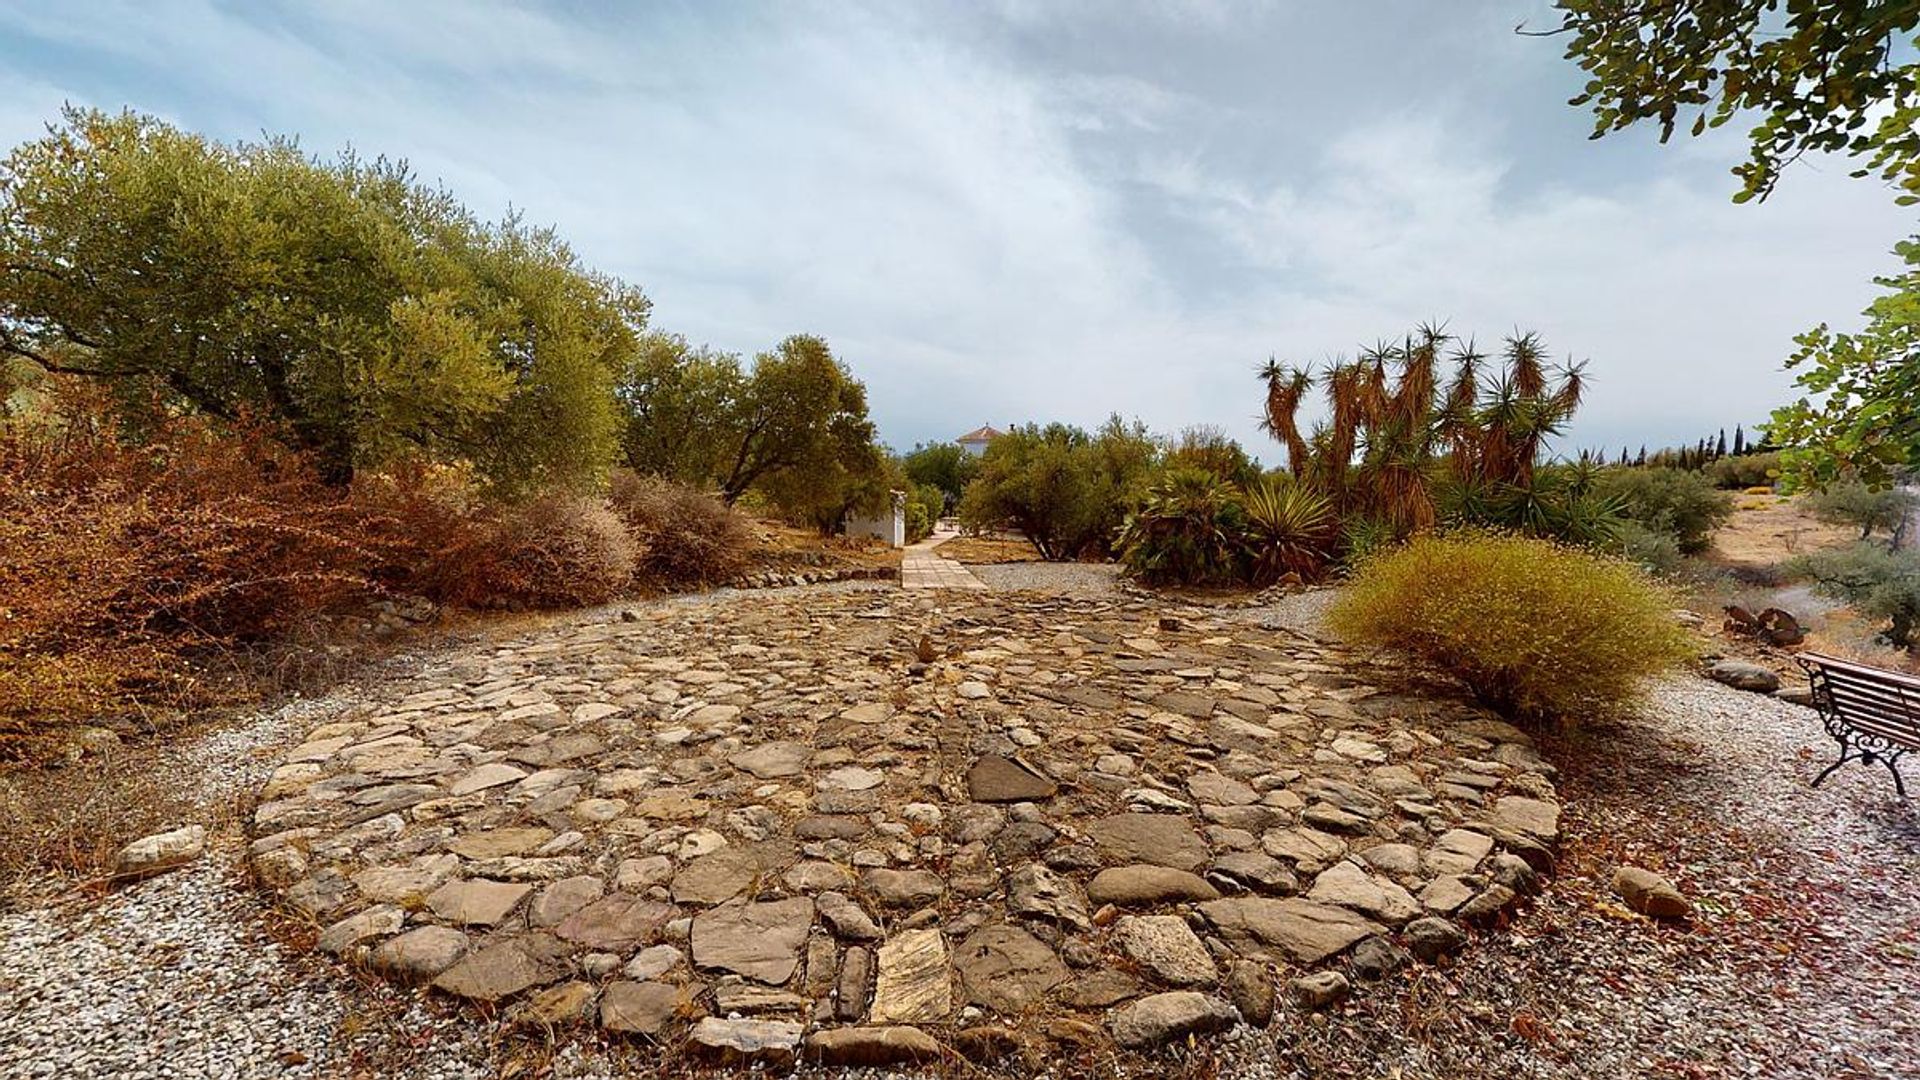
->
(1769, 238, 1920, 489)
(0, 107, 646, 489)
(1550, 0, 1920, 203)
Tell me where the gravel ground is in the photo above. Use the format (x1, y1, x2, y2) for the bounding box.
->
(971, 560, 1124, 595)
(2, 583, 1915, 1079)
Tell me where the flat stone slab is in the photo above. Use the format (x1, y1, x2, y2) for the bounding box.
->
(248, 587, 1560, 1061)
(691, 898, 814, 984)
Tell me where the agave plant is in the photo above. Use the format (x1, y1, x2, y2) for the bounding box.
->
(1240, 478, 1335, 584)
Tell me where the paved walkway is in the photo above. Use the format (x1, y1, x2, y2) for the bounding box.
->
(900, 524, 986, 590)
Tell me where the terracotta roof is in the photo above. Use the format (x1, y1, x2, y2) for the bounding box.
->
(955, 425, 1005, 443)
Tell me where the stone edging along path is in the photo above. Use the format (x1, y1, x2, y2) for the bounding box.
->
(246, 586, 1560, 1069)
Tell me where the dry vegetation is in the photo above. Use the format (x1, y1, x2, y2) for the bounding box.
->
(1702, 493, 1857, 569)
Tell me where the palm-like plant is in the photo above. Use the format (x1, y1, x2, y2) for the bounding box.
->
(1115, 468, 1246, 585)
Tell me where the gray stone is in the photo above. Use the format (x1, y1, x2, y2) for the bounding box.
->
(1708, 660, 1780, 693)
(1404, 916, 1468, 962)
(804, 1026, 943, 1067)
(1348, 935, 1410, 980)
(1115, 915, 1218, 988)
(1109, 991, 1237, 1049)
(426, 878, 532, 926)
(729, 741, 812, 779)
(1307, 861, 1420, 925)
(1423, 828, 1495, 876)
(373, 925, 469, 980)
(1007, 863, 1092, 930)
(557, 894, 677, 952)
(1418, 875, 1477, 914)
(624, 944, 686, 981)
(529, 875, 605, 928)
(1224, 960, 1274, 1026)
(432, 940, 557, 1001)
(1198, 897, 1384, 965)
(1489, 797, 1561, 843)
(671, 847, 764, 905)
(1187, 771, 1258, 807)
(1289, 970, 1350, 1010)
(817, 891, 883, 940)
(691, 898, 814, 983)
(1457, 884, 1519, 924)
(954, 924, 1069, 1014)
(113, 825, 207, 878)
(1088, 814, 1210, 872)
(317, 904, 404, 954)
(837, 945, 875, 1021)
(600, 979, 690, 1036)
(862, 867, 946, 907)
(1207, 852, 1298, 896)
(688, 1017, 804, 1067)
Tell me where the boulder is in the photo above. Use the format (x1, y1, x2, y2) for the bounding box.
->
(1403, 916, 1467, 962)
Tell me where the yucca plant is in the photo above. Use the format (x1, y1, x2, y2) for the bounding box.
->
(1240, 478, 1336, 584)
(1260, 324, 1610, 546)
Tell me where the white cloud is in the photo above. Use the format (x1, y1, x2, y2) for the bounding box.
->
(0, 1, 1909, 461)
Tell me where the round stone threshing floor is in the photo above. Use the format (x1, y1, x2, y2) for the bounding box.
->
(249, 586, 1561, 1068)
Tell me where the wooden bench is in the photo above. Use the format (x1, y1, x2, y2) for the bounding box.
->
(1796, 652, 1919, 798)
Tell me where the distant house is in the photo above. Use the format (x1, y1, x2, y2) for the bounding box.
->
(955, 424, 1005, 457)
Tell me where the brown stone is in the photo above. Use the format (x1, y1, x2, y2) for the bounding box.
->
(691, 898, 815, 983)
(1087, 814, 1210, 872)
(556, 894, 677, 951)
(954, 925, 1069, 1014)
(966, 755, 1057, 802)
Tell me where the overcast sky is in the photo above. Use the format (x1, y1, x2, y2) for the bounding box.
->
(1, 1, 1911, 462)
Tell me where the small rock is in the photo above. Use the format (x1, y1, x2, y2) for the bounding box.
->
(1116, 915, 1219, 988)
(1288, 970, 1349, 1010)
(1403, 916, 1468, 963)
(1708, 660, 1780, 694)
(688, 1017, 804, 1067)
(1088, 865, 1222, 907)
(1612, 866, 1692, 919)
(1224, 961, 1274, 1026)
(113, 825, 207, 878)
(804, 1026, 943, 1067)
(966, 755, 1057, 802)
(1109, 991, 1237, 1049)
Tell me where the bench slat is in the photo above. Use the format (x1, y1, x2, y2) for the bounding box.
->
(1818, 678, 1920, 721)
(1801, 652, 1920, 693)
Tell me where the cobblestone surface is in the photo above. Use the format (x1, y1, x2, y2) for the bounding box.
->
(243, 586, 1558, 1063)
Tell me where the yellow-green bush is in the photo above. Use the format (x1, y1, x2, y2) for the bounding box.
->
(1327, 532, 1694, 722)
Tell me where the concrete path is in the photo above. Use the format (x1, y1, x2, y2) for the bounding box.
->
(901, 523, 987, 590)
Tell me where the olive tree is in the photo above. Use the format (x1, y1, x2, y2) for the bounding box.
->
(0, 108, 645, 490)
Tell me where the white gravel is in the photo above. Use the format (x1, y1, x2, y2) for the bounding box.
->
(971, 561, 1124, 595)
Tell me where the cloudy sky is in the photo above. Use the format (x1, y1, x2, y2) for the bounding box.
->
(1, 1, 1910, 462)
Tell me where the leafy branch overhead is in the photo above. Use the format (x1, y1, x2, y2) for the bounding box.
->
(1550, 0, 1920, 204)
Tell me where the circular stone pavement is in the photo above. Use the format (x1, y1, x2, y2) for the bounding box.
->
(249, 587, 1561, 1068)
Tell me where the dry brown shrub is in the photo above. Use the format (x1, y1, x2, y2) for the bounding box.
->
(410, 489, 637, 609)
(0, 404, 407, 757)
(607, 469, 753, 587)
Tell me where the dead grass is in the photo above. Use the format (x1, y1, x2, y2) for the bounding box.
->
(1704, 494, 1856, 569)
(933, 534, 1043, 564)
